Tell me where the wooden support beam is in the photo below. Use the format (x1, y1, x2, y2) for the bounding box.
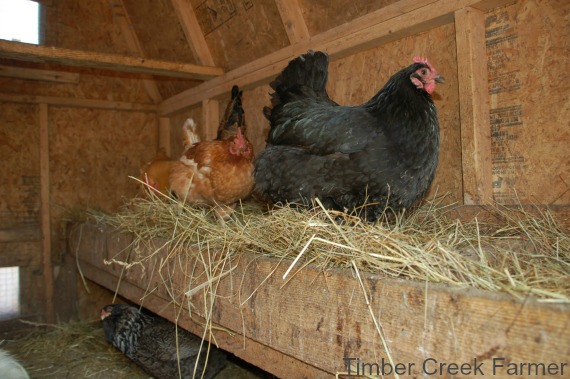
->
(455, 7, 493, 204)
(170, 0, 215, 66)
(39, 103, 55, 324)
(112, 0, 162, 103)
(71, 224, 570, 378)
(0, 40, 224, 80)
(0, 64, 80, 83)
(201, 99, 219, 140)
(274, 0, 310, 44)
(158, 117, 171, 157)
(0, 92, 156, 112)
(159, 0, 510, 115)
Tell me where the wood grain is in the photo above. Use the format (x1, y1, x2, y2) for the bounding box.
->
(0, 40, 223, 80)
(71, 223, 570, 378)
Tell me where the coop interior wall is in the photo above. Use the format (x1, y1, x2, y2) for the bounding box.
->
(0, 0, 567, 326)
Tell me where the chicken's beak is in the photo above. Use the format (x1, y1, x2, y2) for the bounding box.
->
(435, 74, 445, 84)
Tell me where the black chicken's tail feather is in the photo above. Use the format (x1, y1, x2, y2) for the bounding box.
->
(273, 50, 329, 94)
(217, 85, 245, 140)
(265, 50, 330, 119)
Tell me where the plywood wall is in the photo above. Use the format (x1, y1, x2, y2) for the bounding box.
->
(189, 0, 289, 69)
(485, 0, 569, 205)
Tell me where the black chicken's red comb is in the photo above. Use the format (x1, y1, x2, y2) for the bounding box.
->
(413, 57, 436, 73)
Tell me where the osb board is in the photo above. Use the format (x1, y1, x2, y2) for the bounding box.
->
(485, 0, 569, 205)
(71, 224, 570, 378)
(47, 107, 157, 263)
(298, 0, 401, 36)
(0, 103, 40, 229)
(190, 0, 290, 70)
(121, 0, 200, 99)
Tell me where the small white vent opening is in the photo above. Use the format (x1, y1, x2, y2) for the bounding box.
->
(0, 266, 21, 320)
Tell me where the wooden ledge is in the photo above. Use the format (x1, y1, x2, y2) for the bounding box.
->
(70, 223, 570, 378)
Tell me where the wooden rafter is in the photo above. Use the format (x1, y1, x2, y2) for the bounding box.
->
(274, 0, 310, 44)
(170, 0, 215, 66)
(0, 40, 224, 80)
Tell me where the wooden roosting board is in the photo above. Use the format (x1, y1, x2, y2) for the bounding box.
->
(70, 224, 570, 378)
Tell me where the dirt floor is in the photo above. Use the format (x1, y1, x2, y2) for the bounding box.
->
(0, 320, 274, 379)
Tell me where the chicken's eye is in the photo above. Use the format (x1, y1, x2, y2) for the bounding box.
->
(421, 69, 428, 76)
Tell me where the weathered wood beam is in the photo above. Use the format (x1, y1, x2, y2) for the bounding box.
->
(0, 64, 79, 83)
(455, 7, 493, 204)
(274, 0, 310, 44)
(39, 103, 55, 324)
(170, 0, 215, 66)
(112, 0, 162, 103)
(0, 40, 224, 80)
(0, 92, 157, 112)
(158, 0, 513, 115)
(71, 224, 570, 378)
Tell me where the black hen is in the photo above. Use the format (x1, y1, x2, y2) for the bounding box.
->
(101, 304, 227, 379)
(254, 50, 444, 221)
(217, 85, 246, 140)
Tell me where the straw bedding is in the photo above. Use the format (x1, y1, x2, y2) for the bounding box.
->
(88, 192, 569, 303)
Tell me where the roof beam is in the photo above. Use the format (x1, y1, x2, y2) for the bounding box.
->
(274, 0, 310, 44)
(0, 40, 224, 80)
(170, 0, 215, 66)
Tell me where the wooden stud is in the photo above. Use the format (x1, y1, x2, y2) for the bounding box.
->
(112, 0, 162, 103)
(201, 99, 219, 141)
(274, 0, 310, 44)
(0, 40, 224, 80)
(170, 0, 215, 66)
(455, 7, 493, 204)
(39, 103, 55, 324)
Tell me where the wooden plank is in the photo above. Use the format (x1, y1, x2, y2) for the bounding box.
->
(158, 117, 171, 157)
(71, 223, 570, 378)
(201, 99, 219, 140)
(170, 0, 215, 66)
(0, 64, 80, 83)
(76, 260, 328, 378)
(0, 40, 224, 80)
(274, 0, 310, 44)
(0, 92, 156, 112)
(455, 7, 493, 205)
(158, 0, 511, 115)
(39, 103, 55, 324)
(112, 0, 162, 103)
